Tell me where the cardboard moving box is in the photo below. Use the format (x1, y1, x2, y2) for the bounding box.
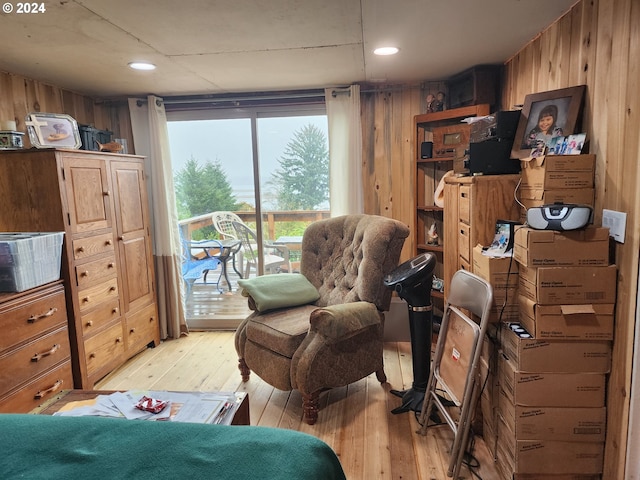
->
(520, 154, 596, 190)
(518, 264, 617, 305)
(500, 325, 611, 373)
(496, 414, 604, 475)
(514, 227, 609, 267)
(518, 187, 595, 209)
(498, 387, 606, 442)
(518, 296, 615, 340)
(499, 353, 605, 407)
(472, 245, 519, 289)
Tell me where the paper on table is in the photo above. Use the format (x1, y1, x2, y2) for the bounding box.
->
(53, 390, 237, 424)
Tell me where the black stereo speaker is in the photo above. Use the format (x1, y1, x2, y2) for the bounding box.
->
(420, 141, 433, 159)
(467, 140, 520, 175)
(495, 110, 520, 140)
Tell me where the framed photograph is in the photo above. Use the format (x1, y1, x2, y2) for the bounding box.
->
(25, 112, 82, 149)
(511, 86, 586, 159)
(548, 133, 587, 155)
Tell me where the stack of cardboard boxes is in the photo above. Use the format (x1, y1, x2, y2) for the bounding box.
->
(472, 154, 616, 478)
(517, 154, 596, 222)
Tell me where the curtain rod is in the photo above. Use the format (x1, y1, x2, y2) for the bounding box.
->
(133, 85, 411, 106)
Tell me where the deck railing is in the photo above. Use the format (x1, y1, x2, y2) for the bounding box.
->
(178, 210, 330, 240)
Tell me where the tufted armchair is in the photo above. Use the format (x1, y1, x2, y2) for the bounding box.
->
(234, 214, 409, 424)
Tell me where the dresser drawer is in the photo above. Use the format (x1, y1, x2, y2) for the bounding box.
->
(126, 303, 159, 353)
(81, 298, 121, 337)
(78, 277, 119, 314)
(0, 285, 67, 353)
(0, 327, 71, 394)
(0, 360, 73, 413)
(459, 185, 472, 224)
(84, 321, 125, 377)
(75, 254, 117, 288)
(72, 232, 115, 261)
(458, 222, 471, 262)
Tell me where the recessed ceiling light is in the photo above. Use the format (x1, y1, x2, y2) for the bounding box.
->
(128, 62, 156, 71)
(373, 47, 399, 56)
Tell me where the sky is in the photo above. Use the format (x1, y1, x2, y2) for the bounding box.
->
(167, 115, 328, 207)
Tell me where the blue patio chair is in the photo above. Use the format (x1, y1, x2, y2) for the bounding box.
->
(180, 235, 223, 296)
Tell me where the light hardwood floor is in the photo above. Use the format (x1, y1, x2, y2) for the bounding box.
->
(96, 331, 501, 480)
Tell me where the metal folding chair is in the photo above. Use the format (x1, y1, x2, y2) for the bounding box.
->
(417, 269, 493, 479)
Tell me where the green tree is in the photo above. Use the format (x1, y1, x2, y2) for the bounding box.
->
(270, 124, 329, 210)
(174, 156, 239, 237)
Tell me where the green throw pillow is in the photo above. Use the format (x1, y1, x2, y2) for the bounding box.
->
(238, 274, 320, 312)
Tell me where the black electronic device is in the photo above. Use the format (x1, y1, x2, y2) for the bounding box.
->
(527, 203, 593, 231)
(420, 141, 433, 159)
(494, 110, 520, 140)
(384, 252, 437, 414)
(467, 139, 521, 175)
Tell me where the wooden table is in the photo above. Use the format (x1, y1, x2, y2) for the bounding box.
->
(31, 389, 250, 426)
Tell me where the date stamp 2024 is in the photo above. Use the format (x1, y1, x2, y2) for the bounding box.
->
(2, 2, 46, 14)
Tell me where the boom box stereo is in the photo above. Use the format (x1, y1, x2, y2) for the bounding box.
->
(527, 203, 593, 231)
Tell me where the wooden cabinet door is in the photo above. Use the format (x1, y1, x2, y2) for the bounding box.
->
(62, 155, 112, 234)
(110, 160, 155, 314)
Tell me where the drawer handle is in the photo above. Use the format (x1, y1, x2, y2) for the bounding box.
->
(115, 336, 122, 343)
(112, 307, 119, 314)
(103, 190, 111, 196)
(77, 246, 85, 253)
(82, 296, 90, 303)
(109, 286, 117, 292)
(89, 352, 96, 359)
(34, 379, 64, 400)
(86, 320, 93, 327)
(130, 328, 136, 334)
(27, 307, 58, 324)
(108, 262, 115, 268)
(31, 344, 61, 362)
(81, 270, 89, 277)
(105, 239, 113, 246)
(149, 317, 155, 323)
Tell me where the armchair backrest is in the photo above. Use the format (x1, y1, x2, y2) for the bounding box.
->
(300, 214, 409, 311)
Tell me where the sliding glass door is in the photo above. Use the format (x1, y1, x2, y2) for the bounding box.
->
(167, 105, 328, 326)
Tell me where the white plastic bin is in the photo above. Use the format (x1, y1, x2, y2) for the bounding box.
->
(0, 232, 64, 292)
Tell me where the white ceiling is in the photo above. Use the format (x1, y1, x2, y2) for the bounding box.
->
(0, 0, 577, 98)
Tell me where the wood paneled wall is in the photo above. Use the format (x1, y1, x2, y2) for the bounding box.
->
(0, 72, 112, 148)
(1, 0, 636, 474)
(501, 1, 639, 478)
(0, 71, 130, 148)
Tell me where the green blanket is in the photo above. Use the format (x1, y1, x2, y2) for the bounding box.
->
(0, 414, 346, 480)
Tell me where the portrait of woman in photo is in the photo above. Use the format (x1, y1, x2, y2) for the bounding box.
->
(524, 103, 564, 148)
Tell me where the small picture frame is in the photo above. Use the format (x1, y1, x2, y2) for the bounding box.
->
(547, 133, 587, 155)
(25, 112, 82, 149)
(511, 86, 586, 159)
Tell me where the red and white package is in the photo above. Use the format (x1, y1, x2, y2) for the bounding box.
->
(135, 395, 169, 414)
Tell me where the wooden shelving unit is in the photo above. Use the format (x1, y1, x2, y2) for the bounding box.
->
(414, 104, 490, 305)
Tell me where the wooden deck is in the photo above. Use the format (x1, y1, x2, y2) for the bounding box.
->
(184, 269, 251, 330)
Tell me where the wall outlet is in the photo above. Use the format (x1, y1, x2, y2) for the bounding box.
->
(602, 209, 627, 243)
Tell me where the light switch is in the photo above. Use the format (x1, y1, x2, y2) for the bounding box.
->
(602, 209, 627, 243)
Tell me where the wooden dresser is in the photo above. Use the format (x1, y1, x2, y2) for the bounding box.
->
(0, 281, 73, 412)
(443, 174, 521, 296)
(0, 149, 160, 388)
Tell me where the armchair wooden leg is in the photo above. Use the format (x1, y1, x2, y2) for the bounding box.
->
(375, 368, 387, 384)
(238, 358, 251, 382)
(302, 392, 319, 425)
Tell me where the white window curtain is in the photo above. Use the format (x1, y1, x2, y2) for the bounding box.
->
(325, 85, 363, 216)
(128, 95, 187, 339)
